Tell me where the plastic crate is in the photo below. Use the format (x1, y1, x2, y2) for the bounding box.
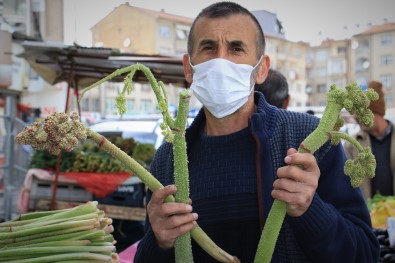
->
(29, 177, 93, 210)
(94, 178, 145, 208)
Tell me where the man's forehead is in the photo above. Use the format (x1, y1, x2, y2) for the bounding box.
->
(193, 15, 257, 42)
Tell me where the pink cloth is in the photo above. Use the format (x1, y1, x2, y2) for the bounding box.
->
(119, 240, 140, 263)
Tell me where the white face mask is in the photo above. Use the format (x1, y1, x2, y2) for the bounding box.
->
(189, 57, 262, 119)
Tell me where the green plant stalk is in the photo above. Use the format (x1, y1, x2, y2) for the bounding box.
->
(0, 226, 93, 246)
(330, 131, 364, 151)
(254, 84, 377, 263)
(82, 63, 192, 262)
(0, 245, 115, 258)
(253, 106, 343, 263)
(16, 240, 91, 247)
(173, 90, 193, 262)
(0, 218, 97, 240)
(3, 229, 100, 248)
(6, 209, 70, 223)
(0, 212, 99, 233)
(0, 252, 113, 263)
(0, 210, 70, 227)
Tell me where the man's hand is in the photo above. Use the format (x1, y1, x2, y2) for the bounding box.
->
(147, 185, 199, 249)
(272, 148, 321, 217)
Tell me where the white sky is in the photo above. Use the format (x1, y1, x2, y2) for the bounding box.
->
(63, 0, 395, 47)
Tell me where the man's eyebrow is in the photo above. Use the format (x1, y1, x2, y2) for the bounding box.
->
(198, 39, 216, 47)
(228, 40, 246, 47)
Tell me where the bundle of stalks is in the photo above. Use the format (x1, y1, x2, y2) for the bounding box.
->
(0, 201, 119, 263)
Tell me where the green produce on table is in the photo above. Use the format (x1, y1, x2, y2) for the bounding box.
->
(28, 137, 155, 173)
(0, 201, 119, 262)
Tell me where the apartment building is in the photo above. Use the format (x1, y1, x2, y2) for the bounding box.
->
(352, 23, 395, 108)
(2, 0, 68, 115)
(305, 39, 352, 106)
(87, 3, 199, 117)
(90, 3, 193, 56)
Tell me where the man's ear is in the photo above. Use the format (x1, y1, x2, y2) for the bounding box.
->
(255, 55, 270, 85)
(183, 54, 193, 84)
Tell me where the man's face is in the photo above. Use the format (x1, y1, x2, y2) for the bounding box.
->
(189, 14, 260, 67)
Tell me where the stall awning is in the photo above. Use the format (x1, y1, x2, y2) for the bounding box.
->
(18, 41, 187, 89)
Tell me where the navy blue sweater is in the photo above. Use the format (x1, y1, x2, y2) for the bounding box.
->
(134, 92, 380, 263)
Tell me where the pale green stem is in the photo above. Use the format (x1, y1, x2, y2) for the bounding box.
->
(173, 92, 193, 262)
(0, 218, 97, 240)
(330, 131, 364, 152)
(0, 252, 112, 263)
(0, 226, 93, 246)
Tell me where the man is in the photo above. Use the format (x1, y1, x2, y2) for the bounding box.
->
(254, 68, 290, 109)
(134, 2, 379, 262)
(345, 80, 395, 199)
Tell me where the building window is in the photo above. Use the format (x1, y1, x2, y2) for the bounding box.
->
(92, 98, 100, 112)
(317, 84, 327, 93)
(105, 98, 117, 115)
(356, 57, 370, 72)
(140, 99, 152, 113)
(380, 74, 393, 89)
(329, 60, 346, 74)
(175, 24, 190, 40)
(319, 100, 326, 106)
(80, 98, 89, 111)
(381, 35, 393, 45)
(315, 50, 328, 61)
(159, 25, 170, 38)
(359, 40, 369, 49)
(330, 79, 346, 89)
(337, 46, 347, 55)
(125, 99, 135, 114)
(317, 67, 327, 77)
(385, 95, 393, 105)
(380, 55, 393, 66)
(141, 83, 152, 92)
(305, 85, 312, 94)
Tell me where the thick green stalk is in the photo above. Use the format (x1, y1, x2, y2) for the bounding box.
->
(254, 84, 377, 263)
(173, 91, 193, 262)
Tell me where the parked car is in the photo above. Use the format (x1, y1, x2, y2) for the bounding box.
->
(88, 119, 165, 149)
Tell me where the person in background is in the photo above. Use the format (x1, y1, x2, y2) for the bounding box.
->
(134, 2, 379, 262)
(254, 68, 290, 109)
(344, 80, 395, 199)
(306, 109, 315, 115)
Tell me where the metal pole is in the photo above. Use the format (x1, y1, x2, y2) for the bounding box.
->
(3, 91, 16, 220)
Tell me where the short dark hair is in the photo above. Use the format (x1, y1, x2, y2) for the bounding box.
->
(255, 69, 289, 108)
(187, 2, 265, 59)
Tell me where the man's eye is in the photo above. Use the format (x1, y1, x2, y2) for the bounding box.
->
(233, 47, 243, 52)
(202, 46, 213, 50)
